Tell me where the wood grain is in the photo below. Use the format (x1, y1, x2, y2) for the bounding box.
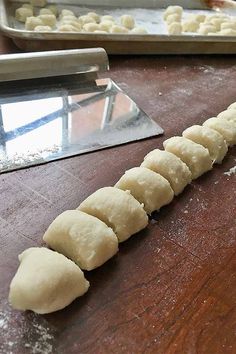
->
(0, 35, 235, 354)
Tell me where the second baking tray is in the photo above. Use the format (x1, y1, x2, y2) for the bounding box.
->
(1, 0, 236, 54)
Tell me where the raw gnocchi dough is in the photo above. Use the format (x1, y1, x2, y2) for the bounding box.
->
(115, 167, 174, 215)
(182, 125, 228, 163)
(203, 117, 236, 146)
(25, 16, 43, 30)
(163, 136, 212, 179)
(9, 247, 89, 314)
(78, 187, 148, 242)
(182, 20, 199, 32)
(15, 7, 33, 22)
(221, 21, 236, 30)
(130, 27, 148, 34)
(110, 25, 129, 34)
(198, 24, 217, 35)
(99, 20, 114, 32)
(60, 9, 75, 18)
(165, 13, 181, 24)
(79, 15, 96, 25)
(83, 23, 100, 32)
(34, 25, 52, 32)
(101, 15, 115, 23)
(217, 109, 236, 125)
(167, 22, 182, 35)
(141, 149, 191, 196)
(58, 24, 78, 32)
(39, 14, 56, 27)
(39, 8, 53, 15)
(219, 29, 236, 36)
(120, 14, 135, 29)
(228, 102, 236, 110)
(43, 210, 118, 270)
(87, 12, 100, 23)
(30, 0, 46, 7)
(163, 6, 183, 20)
(188, 14, 206, 23)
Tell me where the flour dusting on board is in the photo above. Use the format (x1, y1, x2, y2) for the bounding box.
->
(224, 165, 236, 176)
(0, 303, 55, 354)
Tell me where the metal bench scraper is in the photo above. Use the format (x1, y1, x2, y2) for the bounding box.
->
(0, 48, 163, 173)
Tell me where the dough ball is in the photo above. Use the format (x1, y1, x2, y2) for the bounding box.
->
(115, 167, 174, 215)
(77, 187, 148, 242)
(9, 247, 89, 314)
(39, 14, 56, 27)
(94, 30, 108, 34)
(163, 136, 212, 179)
(34, 25, 52, 32)
(47, 5, 58, 17)
(43, 210, 118, 271)
(165, 13, 181, 24)
(203, 117, 236, 146)
(30, 0, 46, 7)
(209, 18, 227, 30)
(130, 27, 148, 34)
(60, 20, 81, 31)
(163, 6, 183, 20)
(60, 9, 75, 18)
(182, 125, 228, 164)
(79, 15, 96, 25)
(217, 109, 236, 125)
(83, 23, 100, 32)
(110, 25, 129, 34)
(25, 16, 43, 30)
(167, 22, 182, 35)
(99, 20, 114, 32)
(60, 15, 77, 22)
(204, 14, 229, 23)
(228, 102, 236, 110)
(120, 14, 135, 29)
(141, 149, 191, 196)
(58, 24, 78, 32)
(15, 8, 33, 23)
(221, 21, 236, 30)
(198, 24, 217, 35)
(188, 14, 206, 23)
(182, 20, 199, 32)
(101, 15, 115, 23)
(219, 28, 236, 36)
(39, 8, 52, 15)
(87, 12, 100, 23)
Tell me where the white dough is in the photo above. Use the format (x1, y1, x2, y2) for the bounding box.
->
(15, 8, 33, 23)
(47, 5, 58, 17)
(217, 109, 236, 125)
(34, 25, 52, 31)
(60, 15, 77, 22)
(83, 23, 100, 32)
(30, 0, 46, 7)
(101, 15, 115, 23)
(115, 167, 174, 215)
(78, 187, 148, 242)
(141, 149, 191, 196)
(120, 14, 135, 29)
(39, 14, 56, 27)
(110, 25, 129, 34)
(25, 16, 43, 30)
(60, 9, 75, 18)
(9, 247, 89, 314)
(182, 20, 199, 33)
(43, 210, 118, 271)
(219, 29, 236, 36)
(130, 27, 148, 34)
(39, 8, 52, 15)
(87, 12, 100, 23)
(203, 117, 236, 146)
(182, 125, 228, 164)
(79, 15, 96, 25)
(58, 24, 78, 32)
(163, 6, 183, 20)
(198, 24, 217, 35)
(60, 20, 81, 31)
(163, 136, 212, 179)
(221, 21, 236, 30)
(99, 21, 114, 32)
(94, 30, 108, 34)
(167, 22, 182, 35)
(228, 102, 236, 110)
(188, 14, 206, 23)
(165, 13, 181, 24)
(209, 18, 228, 31)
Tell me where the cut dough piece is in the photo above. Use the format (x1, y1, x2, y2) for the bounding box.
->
(217, 109, 236, 125)
(43, 210, 118, 270)
(60, 20, 81, 31)
(79, 15, 96, 25)
(78, 187, 148, 242)
(203, 117, 236, 146)
(120, 14, 135, 29)
(130, 27, 148, 34)
(58, 24, 78, 32)
(198, 24, 217, 35)
(9, 247, 89, 314)
(219, 29, 236, 36)
(221, 21, 236, 30)
(167, 22, 182, 35)
(228, 102, 236, 110)
(163, 6, 183, 20)
(110, 25, 129, 34)
(141, 149, 191, 196)
(188, 14, 206, 23)
(34, 25, 52, 31)
(101, 15, 115, 23)
(210, 18, 228, 30)
(39, 14, 56, 27)
(115, 167, 174, 215)
(25, 16, 43, 30)
(30, 0, 46, 7)
(94, 30, 108, 34)
(47, 5, 58, 17)
(87, 12, 100, 23)
(15, 8, 33, 22)
(163, 136, 212, 179)
(60, 9, 75, 18)
(183, 125, 228, 163)
(83, 23, 100, 32)
(39, 8, 53, 15)
(165, 13, 181, 24)
(99, 20, 114, 32)
(182, 20, 199, 32)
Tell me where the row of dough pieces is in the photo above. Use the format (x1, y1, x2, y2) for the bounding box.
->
(9, 104, 236, 314)
(16, 4, 147, 34)
(164, 5, 236, 36)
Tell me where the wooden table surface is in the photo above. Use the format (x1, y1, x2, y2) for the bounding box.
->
(0, 35, 235, 354)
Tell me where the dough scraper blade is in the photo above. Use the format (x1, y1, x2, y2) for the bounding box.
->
(0, 48, 163, 173)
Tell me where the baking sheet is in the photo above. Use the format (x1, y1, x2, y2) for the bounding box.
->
(1, 0, 236, 53)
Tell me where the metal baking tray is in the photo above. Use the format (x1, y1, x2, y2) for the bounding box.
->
(1, 0, 236, 54)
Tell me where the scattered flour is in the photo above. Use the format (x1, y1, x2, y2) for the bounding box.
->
(224, 165, 236, 177)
